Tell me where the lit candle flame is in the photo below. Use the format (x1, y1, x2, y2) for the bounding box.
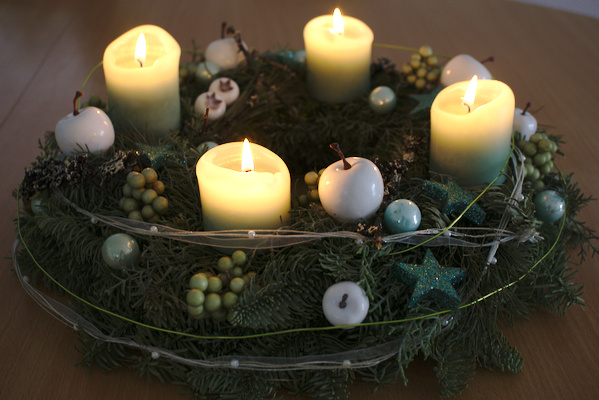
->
(135, 33, 146, 67)
(462, 75, 477, 112)
(241, 139, 254, 172)
(330, 8, 345, 35)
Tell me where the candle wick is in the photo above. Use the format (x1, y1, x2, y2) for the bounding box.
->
(522, 101, 531, 115)
(72, 90, 83, 116)
(330, 143, 352, 170)
(461, 101, 471, 113)
(137, 59, 143, 68)
(339, 293, 349, 309)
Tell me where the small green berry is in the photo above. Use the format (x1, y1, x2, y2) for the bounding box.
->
(230, 277, 246, 294)
(419, 45, 433, 58)
(298, 194, 309, 206)
(152, 196, 169, 214)
(533, 152, 550, 167)
(141, 168, 158, 184)
(187, 304, 205, 316)
(141, 204, 156, 220)
(131, 187, 145, 200)
(222, 291, 239, 308)
(401, 63, 413, 75)
(127, 171, 146, 189)
(204, 293, 222, 312)
(521, 142, 538, 157)
(122, 184, 133, 197)
(141, 189, 158, 205)
(152, 180, 166, 195)
(538, 139, 552, 152)
(304, 171, 319, 186)
(190, 272, 209, 291)
(308, 189, 319, 202)
(207, 276, 223, 293)
(217, 256, 234, 272)
(529, 133, 544, 144)
(186, 289, 205, 307)
(122, 197, 138, 213)
(231, 250, 247, 266)
(128, 210, 143, 221)
(231, 266, 244, 278)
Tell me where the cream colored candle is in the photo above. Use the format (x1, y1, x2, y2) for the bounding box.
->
(303, 9, 373, 103)
(103, 25, 181, 138)
(196, 140, 291, 231)
(430, 77, 515, 186)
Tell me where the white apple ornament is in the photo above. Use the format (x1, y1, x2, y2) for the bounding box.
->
(440, 54, 492, 86)
(55, 91, 114, 155)
(208, 77, 240, 105)
(318, 143, 384, 223)
(194, 92, 226, 120)
(322, 281, 369, 328)
(513, 102, 538, 140)
(204, 37, 247, 70)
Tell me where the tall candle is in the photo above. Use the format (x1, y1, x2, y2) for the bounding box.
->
(303, 8, 373, 103)
(430, 77, 515, 186)
(103, 25, 181, 138)
(196, 140, 291, 231)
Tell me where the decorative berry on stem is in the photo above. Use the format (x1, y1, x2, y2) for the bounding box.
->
(330, 142, 352, 170)
(73, 90, 84, 116)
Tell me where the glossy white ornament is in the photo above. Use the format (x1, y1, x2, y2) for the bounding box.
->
(55, 107, 114, 155)
(319, 157, 384, 223)
(322, 281, 369, 328)
(208, 77, 240, 105)
(440, 54, 492, 86)
(204, 38, 247, 70)
(513, 107, 538, 140)
(194, 92, 226, 120)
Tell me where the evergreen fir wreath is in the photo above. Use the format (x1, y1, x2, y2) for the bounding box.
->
(13, 23, 597, 400)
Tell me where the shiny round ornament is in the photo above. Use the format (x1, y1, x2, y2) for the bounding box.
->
(534, 190, 565, 223)
(384, 199, 422, 233)
(208, 77, 240, 105)
(322, 281, 369, 328)
(101, 233, 140, 270)
(440, 54, 492, 86)
(55, 107, 114, 155)
(197, 141, 218, 154)
(368, 86, 397, 114)
(195, 61, 222, 85)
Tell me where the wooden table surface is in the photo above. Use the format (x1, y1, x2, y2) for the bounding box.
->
(1, 0, 598, 399)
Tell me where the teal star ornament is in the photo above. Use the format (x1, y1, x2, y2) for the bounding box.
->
(422, 178, 486, 225)
(393, 249, 464, 309)
(135, 143, 186, 170)
(409, 85, 443, 114)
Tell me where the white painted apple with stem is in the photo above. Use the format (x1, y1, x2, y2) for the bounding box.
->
(440, 54, 492, 86)
(55, 91, 114, 155)
(322, 281, 369, 328)
(513, 102, 538, 140)
(318, 143, 384, 223)
(209, 77, 240, 105)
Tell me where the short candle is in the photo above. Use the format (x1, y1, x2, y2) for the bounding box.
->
(196, 140, 291, 231)
(429, 76, 515, 186)
(103, 25, 181, 138)
(303, 8, 373, 103)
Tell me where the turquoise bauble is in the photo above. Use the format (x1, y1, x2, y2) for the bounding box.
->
(102, 233, 140, 270)
(534, 190, 565, 223)
(195, 61, 222, 85)
(197, 141, 218, 155)
(293, 50, 306, 64)
(384, 199, 421, 233)
(369, 86, 397, 114)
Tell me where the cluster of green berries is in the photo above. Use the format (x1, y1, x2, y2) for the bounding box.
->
(119, 168, 169, 222)
(401, 45, 440, 89)
(517, 133, 559, 191)
(186, 250, 254, 322)
(298, 169, 325, 206)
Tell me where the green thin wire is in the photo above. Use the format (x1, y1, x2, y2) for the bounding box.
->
(15, 167, 566, 340)
(80, 61, 103, 92)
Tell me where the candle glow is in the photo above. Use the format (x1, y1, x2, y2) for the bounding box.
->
(241, 138, 255, 173)
(330, 8, 344, 34)
(461, 75, 477, 112)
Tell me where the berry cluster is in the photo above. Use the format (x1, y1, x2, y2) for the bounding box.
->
(119, 168, 169, 222)
(517, 133, 559, 191)
(401, 45, 440, 89)
(298, 169, 324, 206)
(186, 250, 254, 322)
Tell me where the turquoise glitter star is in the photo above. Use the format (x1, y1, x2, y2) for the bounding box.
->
(409, 85, 443, 114)
(135, 143, 186, 170)
(393, 249, 464, 309)
(422, 178, 486, 225)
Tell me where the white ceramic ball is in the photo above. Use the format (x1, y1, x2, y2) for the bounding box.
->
(55, 107, 114, 155)
(204, 38, 247, 70)
(440, 54, 492, 86)
(194, 92, 226, 120)
(513, 108, 538, 140)
(208, 77, 240, 105)
(322, 281, 369, 328)
(318, 157, 384, 223)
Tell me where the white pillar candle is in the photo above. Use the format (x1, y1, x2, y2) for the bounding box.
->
(196, 140, 291, 231)
(430, 77, 515, 186)
(103, 25, 181, 138)
(303, 8, 373, 103)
